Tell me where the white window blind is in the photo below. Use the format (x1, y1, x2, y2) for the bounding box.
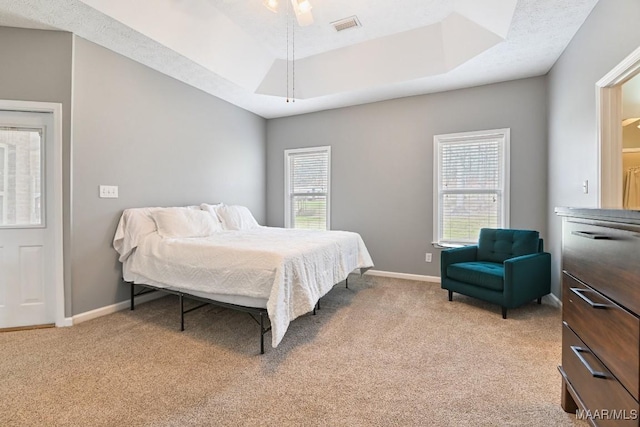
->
(284, 146, 331, 230)
(434, 129, 510, 246)
(0, 144, 5, 223)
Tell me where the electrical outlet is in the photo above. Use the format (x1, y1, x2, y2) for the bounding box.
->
(425, 253, 432, 263)
(99, 185, 119, 199)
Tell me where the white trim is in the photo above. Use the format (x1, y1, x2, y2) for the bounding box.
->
(546, 292, 562, 309)
(597, 46, 640, 208)
(57, 317, 73, 327)
(68, 278, 558, 324)
(72, 292, 166, 325)
(0, 100, 65, 328)
(597, 46, 640, 88)
(597, 86, 623, 208)
(363, 270, 562, 308)
(364, 269, 441, 283)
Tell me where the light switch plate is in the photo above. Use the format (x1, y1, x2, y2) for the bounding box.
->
(99, 185, 119, 198)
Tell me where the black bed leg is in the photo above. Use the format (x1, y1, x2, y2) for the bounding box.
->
(502, 307, 507, 319)
(537, 297, 542, 304)
(448, 290, 452, 301)
(260, 313, 265, 355)
(130, 283, 135, 311)
(180, 294, 185, 331)
(345, 277, 349, 289)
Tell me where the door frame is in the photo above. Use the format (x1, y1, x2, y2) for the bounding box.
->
(0, 100, 65, 327)
(597, 46, 640, 208)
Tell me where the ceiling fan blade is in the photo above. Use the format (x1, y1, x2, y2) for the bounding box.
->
(622, 118, 640, 126)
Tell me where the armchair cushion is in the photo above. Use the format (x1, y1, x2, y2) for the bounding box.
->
(447, 262, 504, 292)
(477, 228, 540, 263)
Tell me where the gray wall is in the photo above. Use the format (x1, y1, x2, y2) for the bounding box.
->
(71, 36, 266, 315)
(266, 77, 548, 277)
(547, 0, 640, 295)
(0, 27, 74, 315)
(8, 0, 635, 314)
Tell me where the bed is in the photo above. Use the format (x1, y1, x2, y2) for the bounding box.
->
(113, 204, 374, 353)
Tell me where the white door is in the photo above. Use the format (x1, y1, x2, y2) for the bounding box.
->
(0, 110, 55, 329)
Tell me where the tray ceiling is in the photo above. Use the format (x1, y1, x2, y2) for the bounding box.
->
(0, 0, 600, 118)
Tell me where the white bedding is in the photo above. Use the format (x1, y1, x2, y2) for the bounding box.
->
(114, 211, 373, 348)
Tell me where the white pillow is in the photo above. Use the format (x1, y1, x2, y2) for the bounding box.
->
(151, 207, 222, 238)
(200, 203, 224, 221)
(217, 205, 260, 231)
(113, 207, 161, 261)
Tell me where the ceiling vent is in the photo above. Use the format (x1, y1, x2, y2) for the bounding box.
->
(331, 16, 361, 32)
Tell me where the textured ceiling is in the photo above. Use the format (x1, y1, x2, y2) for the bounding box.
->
(0, 0, 600, 119)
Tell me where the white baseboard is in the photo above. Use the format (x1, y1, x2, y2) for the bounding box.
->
(56, 317, 73, 327)
(546, 292, 562, 308)
(72, 291, 166, 325)
(68, 275, 560, 325)
(362, 270, 562, 308)
(364, 269, 441, 283)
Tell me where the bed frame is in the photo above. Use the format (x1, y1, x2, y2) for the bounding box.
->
(126, 277, 349, 354)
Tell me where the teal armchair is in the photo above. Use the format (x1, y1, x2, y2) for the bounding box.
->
(440, 228, 551, 319)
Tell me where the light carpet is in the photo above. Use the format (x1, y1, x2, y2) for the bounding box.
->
(0, 275, 586, 426)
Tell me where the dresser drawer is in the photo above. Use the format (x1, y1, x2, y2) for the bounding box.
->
(563, 323, 639, 427)
(563, 219, 640, 314)
(563, 273, 640, 399)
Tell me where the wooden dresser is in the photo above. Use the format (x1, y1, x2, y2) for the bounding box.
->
(557, 208, 640, 426)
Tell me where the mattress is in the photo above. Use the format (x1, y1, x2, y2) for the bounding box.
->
(115, 215, 374, 347)
(126, 269, 269, 309)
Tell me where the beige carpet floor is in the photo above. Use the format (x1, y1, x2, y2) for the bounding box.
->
(0, 275, 586, 426)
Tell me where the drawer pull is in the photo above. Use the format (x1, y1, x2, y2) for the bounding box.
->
(571, 230, 611, 239)
(569, 287, 609, 309)
(571, 346, 608, 379)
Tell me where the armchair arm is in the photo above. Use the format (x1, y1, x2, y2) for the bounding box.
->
(503, 252, 551, 307)
(441, 245, 478, 279)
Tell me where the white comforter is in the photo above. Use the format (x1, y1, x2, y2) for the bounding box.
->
(125, 227, 373, 347)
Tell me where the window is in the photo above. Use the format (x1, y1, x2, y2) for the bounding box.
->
(0, 144, 5, 223)
(0, 128, 43, 227)
(433, 128, 510, 246)
(285, 146, 331, 230)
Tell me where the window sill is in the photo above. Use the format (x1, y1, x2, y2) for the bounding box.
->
(432, 242, 468, 249)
